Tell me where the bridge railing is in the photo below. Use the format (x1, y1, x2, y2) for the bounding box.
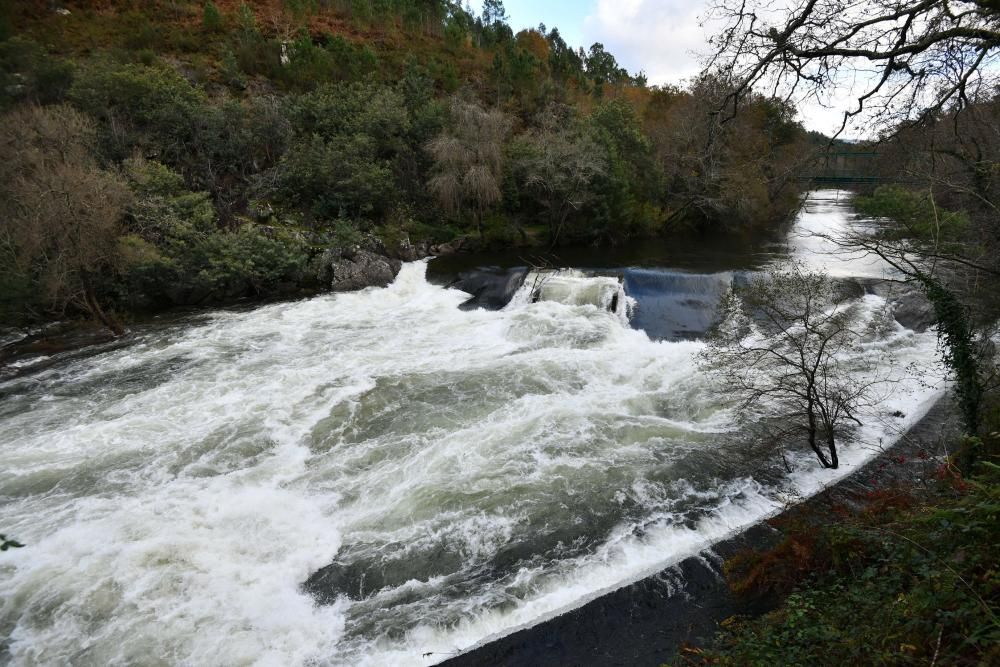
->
(798, 151, 885, 185)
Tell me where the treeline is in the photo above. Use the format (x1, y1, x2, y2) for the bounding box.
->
(0, 0, 808, 329)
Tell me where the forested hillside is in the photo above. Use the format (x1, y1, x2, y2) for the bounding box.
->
(0, 0, 808, 329)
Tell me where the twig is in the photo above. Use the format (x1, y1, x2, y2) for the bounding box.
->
(930, 624, 943, 667)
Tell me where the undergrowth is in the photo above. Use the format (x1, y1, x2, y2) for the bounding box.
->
(671, 461, 1000, 666)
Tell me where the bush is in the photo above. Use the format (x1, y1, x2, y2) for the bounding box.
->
(680, 468, 1000, 666)
(202, 1, 224, 33)
(120, 159, 309, 308)
(69, 61, 210, 164)
(0, 37, 74, 108)
(856, 185, 970, 245)
(265, 133, 397, 220)
(280, 32, 379, 90)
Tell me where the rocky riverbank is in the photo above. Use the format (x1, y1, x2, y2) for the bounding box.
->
(439, 396, 960, 667)
(0, 234, 470, 378)
(323, 234, 478, 293)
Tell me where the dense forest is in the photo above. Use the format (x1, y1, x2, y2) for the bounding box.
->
(0, 0, 809, 330)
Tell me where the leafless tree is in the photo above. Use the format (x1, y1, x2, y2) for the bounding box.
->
(0, 105, 131, 334)
(702, 264, 894, 469)
(706, 0, 1000, 136)
(427, 98, 512, 239)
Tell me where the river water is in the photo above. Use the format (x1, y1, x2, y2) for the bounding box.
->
(0, 192, 946, 665)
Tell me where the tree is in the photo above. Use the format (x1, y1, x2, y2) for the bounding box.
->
(261, 82, 410, 221)
(707, 0, 1000, 135)
(0, 105, 130, 334)
(426, 98, 512, 239)
(121, 158, 309, 307)
(702, 265, 892, 469)
(514, 107, 607, 246)
(479, 0, 511, 45)
(202, 1, 223, 32)
(585, 42, 627, 97)
(708, 0, 1000, 457)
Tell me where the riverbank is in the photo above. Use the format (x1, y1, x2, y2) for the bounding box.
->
(440, 395, 961, 667)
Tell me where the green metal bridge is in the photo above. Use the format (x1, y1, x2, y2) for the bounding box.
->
(799, 151, 885, 186)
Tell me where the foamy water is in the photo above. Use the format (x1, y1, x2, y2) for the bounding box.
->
(0, 192, 946, 665)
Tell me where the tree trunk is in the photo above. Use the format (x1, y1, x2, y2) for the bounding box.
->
(549, 208, 569, 250)
(806, 392, 833, 468)
(826, 429, 839, 469)
(81, 276, 124, 337)
(516, 224, 528, 245)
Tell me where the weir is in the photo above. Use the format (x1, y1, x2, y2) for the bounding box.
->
(454, 266, 738, 341)
(511, 269, 630, 319)
(622, 269, 738, 340)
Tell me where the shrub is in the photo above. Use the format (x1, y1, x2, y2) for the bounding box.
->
(0, 37, 74, 108)
(121, 158, 309, 308)
(202, 1, 224, 33)
(69, 61, 210, 164)
(681, 468, 1000, 666)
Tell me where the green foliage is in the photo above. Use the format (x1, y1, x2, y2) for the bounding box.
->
(920, 276, 984, 441)
(444, 8, 473, 49)
(121, 159, 309, 308)
(262, 82, 412, 220)
(511, 107, 608, 245)
(202, 1, 224, 33)
(321, 34, 378, 80)
(121, 11, 163, 52)
(291, 81, 409, 150)
(284, 0, 318, 19)
(278, 33, 380, 90)
(69, 61, 210, 164)
(682, 468, 1000, 666)
(266, 133, 396, 220)
(220, 48, 247, 89)
(237, 3, 258, 36)
(855, 188, 986, 447)
(585, 100, 663, 239)
(0, 37, 74, 108)
(856, 186, 970, 245)
(0, 0, 811, 327)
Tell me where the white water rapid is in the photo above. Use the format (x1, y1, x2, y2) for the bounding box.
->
(0, 192, 946, 666)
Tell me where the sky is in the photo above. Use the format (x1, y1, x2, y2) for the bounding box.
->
(467, 0, 851, 135)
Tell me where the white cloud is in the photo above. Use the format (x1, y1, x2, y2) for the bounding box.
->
(582, 0, 710, 87)
(582, 0, 870, 136)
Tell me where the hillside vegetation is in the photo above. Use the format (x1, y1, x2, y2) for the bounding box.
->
(0, 0, 808, 329)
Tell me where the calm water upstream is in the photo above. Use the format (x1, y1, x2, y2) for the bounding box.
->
(0, 191, 945, 665)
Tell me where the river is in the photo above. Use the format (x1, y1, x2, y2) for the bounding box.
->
(0, 191, 946, 665)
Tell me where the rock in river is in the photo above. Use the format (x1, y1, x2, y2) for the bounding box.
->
(330, 249, 403, 291)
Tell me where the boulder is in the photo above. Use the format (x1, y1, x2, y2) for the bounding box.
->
(330, 249, 402, 292)
(449, 266, 529, 310)
(389, 234, 432, 262)
(430, 236, 469, 256)
(890, 289, 936, 332)
(861, 279, 935, 332)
